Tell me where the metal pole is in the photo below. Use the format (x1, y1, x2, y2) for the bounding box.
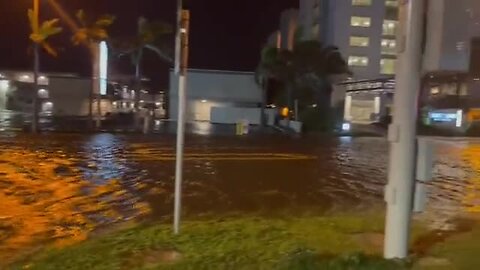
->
(173, 1, 190, 234)
(384, 0, 424, 259)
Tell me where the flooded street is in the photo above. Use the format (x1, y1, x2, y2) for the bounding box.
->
(0, 131, 479, 264)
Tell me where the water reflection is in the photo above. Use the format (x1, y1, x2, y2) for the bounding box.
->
(0, 134, 479, 265)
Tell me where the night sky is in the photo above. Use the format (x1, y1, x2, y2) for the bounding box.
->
(0, 0, 297, 88)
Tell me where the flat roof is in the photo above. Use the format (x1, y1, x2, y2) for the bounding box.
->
(169, 68, 255, 75)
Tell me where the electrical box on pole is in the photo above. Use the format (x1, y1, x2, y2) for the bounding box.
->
(413, 138, 435, 213)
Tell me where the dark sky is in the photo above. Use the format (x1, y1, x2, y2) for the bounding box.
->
(0, 0, 297, 88)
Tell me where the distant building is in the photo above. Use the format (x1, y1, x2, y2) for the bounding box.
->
(168, 69, 263, 124)
(279, 9, 299, 50)
(299, 0, 399, 80)
(423, 0, 480, 74)
(0, 70, 165, 118)
(267, 30, 281, 49)
(0, 71, 94, 116)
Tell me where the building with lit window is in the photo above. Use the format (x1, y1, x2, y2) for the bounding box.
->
(0, 71, 165, 120)
(297, 0, 399, 128)
(299, 0, 399, 80)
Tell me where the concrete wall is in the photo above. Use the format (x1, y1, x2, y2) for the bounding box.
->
(169, 69, 262, 122)
(0, 80, 9, 109)
(210, 107, 262, 125)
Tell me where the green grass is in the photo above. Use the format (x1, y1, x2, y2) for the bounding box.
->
(12, 214, 414, 270)
(413, 224, 480, 270)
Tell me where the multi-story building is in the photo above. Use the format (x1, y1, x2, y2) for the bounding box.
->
(266, 31, 281, 49)
(279, 9, 299, 50)
(299, 0, 399, 80)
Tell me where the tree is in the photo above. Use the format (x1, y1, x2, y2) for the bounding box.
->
(71, 10, 115, 129)
(256, 40, 350, 129)
(113, 17, 173, 129)
(27, 2, 62, 133)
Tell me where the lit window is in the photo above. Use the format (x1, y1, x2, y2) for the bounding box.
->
(38, 89, 49, 99)
(381, 39, 397, 55)
(351, 16, 371, 27)
(380, 59, 396, 74)
(352, 0, 372, 6)
(383, 20, 398, 35)
(385, 0, 398, 7)
(348, 56, 369, 67)
(350, 36, 370, 47)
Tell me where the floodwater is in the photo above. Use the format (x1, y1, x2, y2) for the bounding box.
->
(0, 130, 479, 264)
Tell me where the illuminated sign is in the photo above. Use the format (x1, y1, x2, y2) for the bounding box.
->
(99, 41, 108, 95)
(468, 109, 480, 122)
(429, 112, 457, 122)
(428, 110, 463, 127)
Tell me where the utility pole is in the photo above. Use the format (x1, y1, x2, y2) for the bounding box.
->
(173, 0, 190, 234)
(384, 0, 425, 259)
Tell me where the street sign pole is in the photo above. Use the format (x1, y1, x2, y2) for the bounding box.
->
(173, 0, 190, 234)
(384, 0, 424, 259)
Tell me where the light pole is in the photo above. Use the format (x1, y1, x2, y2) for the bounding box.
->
(173, 0, 190, 234)
(383, 0, 424, 259)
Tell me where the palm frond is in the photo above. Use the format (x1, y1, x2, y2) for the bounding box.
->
(76, 9, 86, 26)
(95, 15, 115, 28)
(39, 19, 62, 37)
(145, 44, 173, 63)
(41, 41, 58, 57)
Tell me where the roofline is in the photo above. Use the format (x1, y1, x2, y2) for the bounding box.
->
(169, 68, 255, 75)
(337, 77, 395, 85)
(0, 70, 79, 77)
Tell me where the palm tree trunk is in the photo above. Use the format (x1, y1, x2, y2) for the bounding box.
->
(32, 43, 40, 133)
(134, 50, 143, 130)
(90, 43, 101, 130)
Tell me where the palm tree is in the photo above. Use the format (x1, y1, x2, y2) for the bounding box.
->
(113, 17, 173, 129)
(28, 1, 62, 133)
(256, 40, 350, 119)
(71, 10, 115, 129)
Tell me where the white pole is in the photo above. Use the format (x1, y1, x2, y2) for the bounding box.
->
(384, 0, 424, 259)
(173, 0, 187, 235)
(174, 74, 186, 234)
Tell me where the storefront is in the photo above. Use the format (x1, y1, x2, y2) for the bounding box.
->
(340, 78, 395, 128)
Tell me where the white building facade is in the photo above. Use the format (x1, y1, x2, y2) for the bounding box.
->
(168, 69, 263, 124)
(299, 0, 399, 80)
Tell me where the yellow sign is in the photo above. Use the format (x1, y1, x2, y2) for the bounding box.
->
(468, 109, 480, 122)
